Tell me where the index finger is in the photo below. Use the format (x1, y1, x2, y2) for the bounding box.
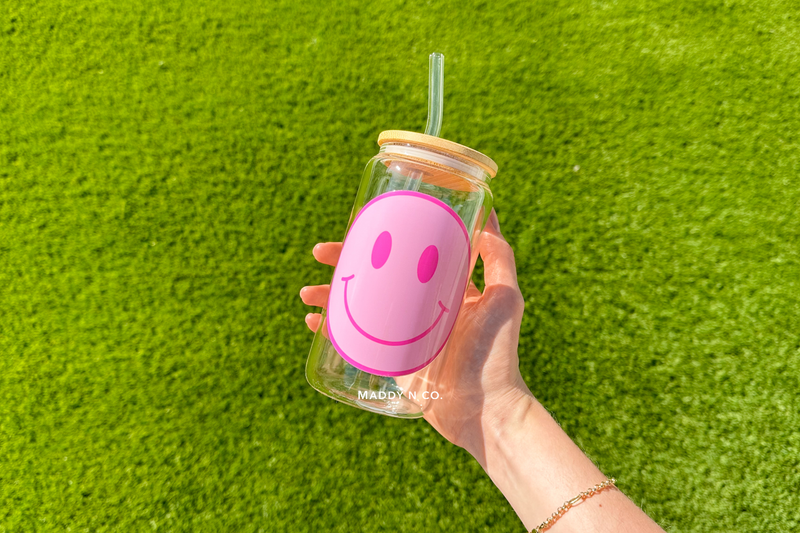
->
(312, 242, 343, 267)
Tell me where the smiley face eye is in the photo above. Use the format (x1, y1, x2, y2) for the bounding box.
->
(417, 245, 439, 283)
(371, 231, 392, 269)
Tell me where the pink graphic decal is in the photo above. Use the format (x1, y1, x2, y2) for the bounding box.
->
(326, 191, 471, 376)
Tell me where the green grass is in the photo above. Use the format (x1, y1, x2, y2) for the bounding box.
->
(2, 0, 800, 531)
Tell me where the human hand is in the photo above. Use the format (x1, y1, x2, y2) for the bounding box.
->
(299, 210, 532, 465)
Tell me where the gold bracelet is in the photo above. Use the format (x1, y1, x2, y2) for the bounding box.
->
(530, 478, 617, 533)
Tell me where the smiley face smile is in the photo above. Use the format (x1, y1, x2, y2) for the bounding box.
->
(341, 274, 449, 346)
(326, 191, 470, 376)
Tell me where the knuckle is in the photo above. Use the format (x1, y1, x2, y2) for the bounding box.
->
(500, 240, 518, 264)
(513, 292, 526, 314)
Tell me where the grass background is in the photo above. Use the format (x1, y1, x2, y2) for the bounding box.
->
(2, 0, 800, 531)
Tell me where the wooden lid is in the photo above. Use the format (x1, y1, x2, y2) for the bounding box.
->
(377, 130, 498, 178)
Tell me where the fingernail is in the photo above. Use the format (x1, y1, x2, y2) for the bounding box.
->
(489, 210, 502, 234)
(300, 286, 308, 296)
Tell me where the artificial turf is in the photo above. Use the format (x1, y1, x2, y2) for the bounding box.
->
(2, 0, 800, 531)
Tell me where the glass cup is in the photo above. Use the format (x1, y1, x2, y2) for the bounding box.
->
(306, 130, 498, 418)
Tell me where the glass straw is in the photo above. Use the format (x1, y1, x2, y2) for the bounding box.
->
(424, 52, 445, 138)
(357, 53, 446, 400)
(403, 52, 445, 191)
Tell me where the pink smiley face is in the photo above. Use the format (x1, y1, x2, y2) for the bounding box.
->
(326, 191, 471, 376)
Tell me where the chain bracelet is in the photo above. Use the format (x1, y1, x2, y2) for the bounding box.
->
(530, 478, 617, 533)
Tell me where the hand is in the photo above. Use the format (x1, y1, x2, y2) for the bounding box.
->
(300, 209, 532, 465)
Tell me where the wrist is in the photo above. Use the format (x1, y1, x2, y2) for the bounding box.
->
(473, 392, 612, 532)
(483, 386, 537, 448)
(463, 384, 537, 469)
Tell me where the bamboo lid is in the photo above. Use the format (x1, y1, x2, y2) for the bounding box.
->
(377, 130, 498, 178)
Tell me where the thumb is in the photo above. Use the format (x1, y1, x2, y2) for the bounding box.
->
(479, 210, 519, 288)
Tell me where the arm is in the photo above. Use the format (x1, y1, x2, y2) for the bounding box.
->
(415, 210, 666, 532)
(475, 388, 664, 532)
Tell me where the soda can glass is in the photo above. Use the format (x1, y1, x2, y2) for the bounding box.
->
(305, 130, 498, 418)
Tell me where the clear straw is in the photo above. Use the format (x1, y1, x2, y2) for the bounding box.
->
(402, 53, 445, 192)
(424, 53, 445, 137)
